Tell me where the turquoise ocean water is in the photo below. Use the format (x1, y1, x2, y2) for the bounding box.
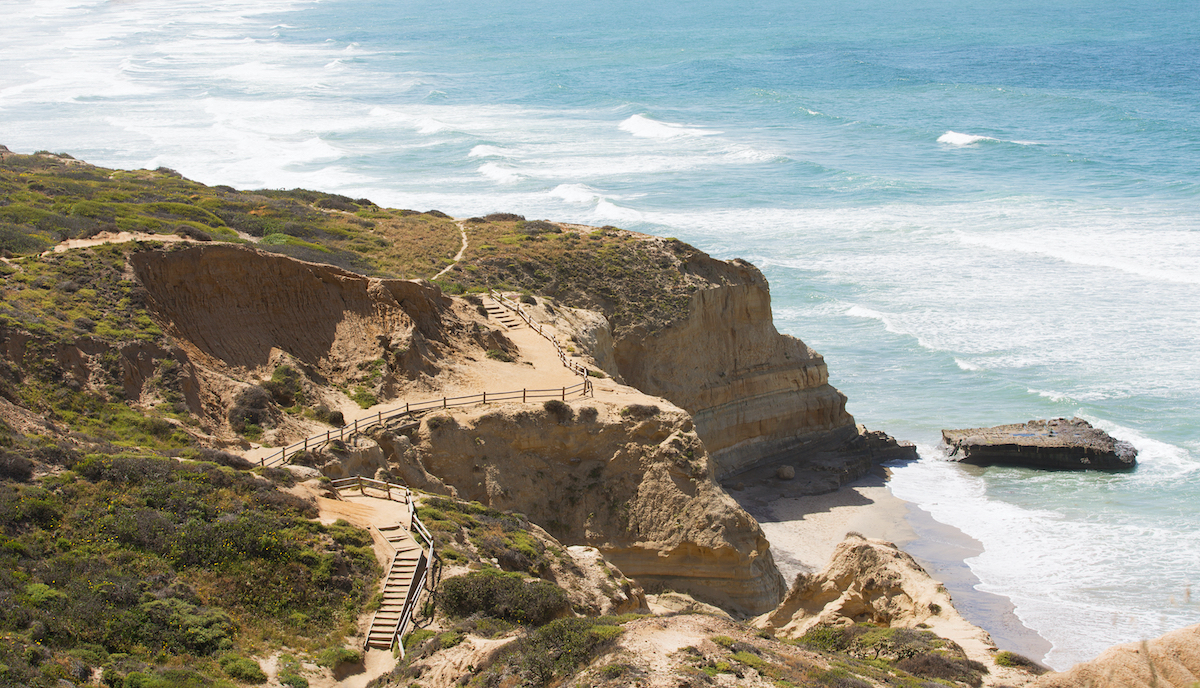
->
(3, 0, 1198, 669)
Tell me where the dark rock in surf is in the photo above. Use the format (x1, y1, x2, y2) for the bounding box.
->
(942, 417, 1136, 471)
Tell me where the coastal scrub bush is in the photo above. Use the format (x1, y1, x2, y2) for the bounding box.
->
(479, 617, 625, 687)
(994, 650, 1047, 674)
(218, 655, 266, 683)
(895, 652, 987, 686)
(188, 447, 252, 470)
(315, 647, 360, 669)
(227, 385, 273, 433)
(620, 404, 659, 420)
(277, 654, 308, 688)
(0, 450, 34, 481)
(484, 213, 525, 222)
(263, 365, 303, 407)
(486, 348, 513, 362)
(439, 569, 569, 625)
(799, 625, 852, 653)
(350, 386, 377, 409)
(543, 399, 574, 424)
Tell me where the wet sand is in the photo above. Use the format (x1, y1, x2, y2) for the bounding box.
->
(732, 470, 1052, 663)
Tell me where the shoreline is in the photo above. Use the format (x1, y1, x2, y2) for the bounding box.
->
(732, 470, 1052, 664)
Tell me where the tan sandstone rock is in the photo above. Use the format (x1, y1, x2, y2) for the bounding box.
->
(389, 399, 787, 615)
(579, 255, 857, 477)
(1031, 624, 1200, 688)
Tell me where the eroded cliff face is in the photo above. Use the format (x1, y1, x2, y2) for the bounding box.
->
(608, 257, 856, 477)
(372, 399, 787, 616)
(131, 244, 457, 381)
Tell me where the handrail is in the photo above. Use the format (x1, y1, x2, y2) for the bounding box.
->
(488, 289, 596, 384)
(258, 380, 591, 467)
(391, 557, 429, 658)
(330, 476, 411, 503)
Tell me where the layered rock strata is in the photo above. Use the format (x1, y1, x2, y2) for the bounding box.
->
(601, 256, 857, 477)
(943, 418, 1137, 471)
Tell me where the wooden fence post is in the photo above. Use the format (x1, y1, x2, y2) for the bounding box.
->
(562, 387, 566, 400)
(482, 392, 486, 403)
(523, 389, 526, 402)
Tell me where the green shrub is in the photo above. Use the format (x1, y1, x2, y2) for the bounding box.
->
(895, 652, 987, 687)
(350, 387, 377, 409)
(315, 647, 360, 669)
(277, 653, 308, 688)
(799, 625, 852, 653)
(542, 399, 574, 424)
(219, 655, 266, 683)
(402, 629, 436, 650)
(994, 650, 1047, 674)
(439, 569, 569, 626)
(486, 348, 514, 362)
(508, 617, 623, 686)
(619, 404, 659, 420)
(263, 365, 304, 407)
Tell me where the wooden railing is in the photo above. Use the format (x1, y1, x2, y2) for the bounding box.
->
(330, 476, 412, 503)
(339, 476, 438, 656)
(258, 380, 591, 467)
(489, 289, 593, 380)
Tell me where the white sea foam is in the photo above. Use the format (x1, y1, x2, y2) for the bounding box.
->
(938, 131, 995, 146)
(549, 183, 602, 205)
(938, 130, 1041, 146)
(594, 199, 644, 222)
(618, 114, 719, 139)
(889, 448, 1200, 670)
(955, 358, 984, 371)
(478, 162, 522, 184)
(468, 145, 508, 158)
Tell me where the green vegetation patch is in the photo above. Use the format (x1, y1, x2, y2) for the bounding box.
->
(0, 243, 163, 343)
(446, 218, 709, 336)
(0, 149, 460, 279)
(0, 449, 379, 688)
(470, 616, 628, 687)
(417, 496, 552, 575)
(439, 569, 569, 626)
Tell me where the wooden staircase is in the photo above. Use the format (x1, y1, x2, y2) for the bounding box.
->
(485, 296, 523, 330)
(365, 524, 429, 652)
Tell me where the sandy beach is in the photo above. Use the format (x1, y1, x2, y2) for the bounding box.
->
(731, 469, 1053, 663)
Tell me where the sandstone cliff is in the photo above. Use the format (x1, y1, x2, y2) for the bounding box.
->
(609, 257, 857, 477)
(341, 399, 787, 616)
(1031, 624, 1200, 688)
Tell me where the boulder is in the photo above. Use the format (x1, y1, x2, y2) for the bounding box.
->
(942, 417, 1136, 471)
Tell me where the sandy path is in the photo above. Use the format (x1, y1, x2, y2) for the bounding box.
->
(432, 221, 469, 279)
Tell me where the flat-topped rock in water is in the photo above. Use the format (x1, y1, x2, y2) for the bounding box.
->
(942, 417, 1137, 471)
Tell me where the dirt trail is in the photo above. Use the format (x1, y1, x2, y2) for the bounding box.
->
(432, 221, 468, 279)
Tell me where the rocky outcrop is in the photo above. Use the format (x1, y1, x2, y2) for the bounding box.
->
(943, 418, 1137, 471)
(605, 257, 856, 477)
(378, 399, 787, 616)
(757, 534, 963, 637)
(1032, 624, 1200, 688)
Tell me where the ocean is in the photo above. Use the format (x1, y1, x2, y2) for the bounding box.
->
(3, 0, 1197, 670)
